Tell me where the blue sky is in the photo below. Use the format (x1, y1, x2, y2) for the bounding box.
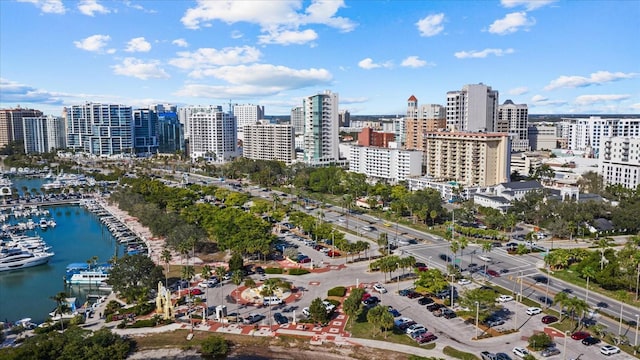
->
(1, 0, 638, 116)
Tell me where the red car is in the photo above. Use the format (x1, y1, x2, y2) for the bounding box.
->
(571, 331, 590, 340)
(487, 269, 500, 277)
(327, 250, 340, 257)
(415, 332, 437, 343)
(541, 315, 558, 324)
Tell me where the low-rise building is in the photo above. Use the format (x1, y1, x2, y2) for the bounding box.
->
(349, 145, 422, 184)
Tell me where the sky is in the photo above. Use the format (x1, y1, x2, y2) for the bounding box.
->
(0, 0, 639, 117)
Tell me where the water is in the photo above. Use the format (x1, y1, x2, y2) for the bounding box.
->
(0, 178, 124, 324)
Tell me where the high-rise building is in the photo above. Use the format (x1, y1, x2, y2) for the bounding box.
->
(599, 136, 640, 189)
(446, 83, 499, 132)
(497, 100, 529, 152)
(528, 123, 558, 151)
(66, 103, 133, 156)
(348, 145, 423, 183)
(133, 109, 159, 156)
(157, 111, 184, 154)
(233, 104, 264, 134)
(560, 117, 640, 157)
(22, 115, 66, 154)
(303, 90, 340, 165)
(424, 131, 510, 187)
(243, 122, 295, 164)
(177, 106, 193, 140)
(0, 107, 43, 147)
(290, 106, 304, 135)
(405, 95, 446, 150)
(339, 110, 351, 127)
(188, 105, 237, 163)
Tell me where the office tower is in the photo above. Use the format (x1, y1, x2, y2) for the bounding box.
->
(599, 136, 640, 189)
(22, 115, 66, 154)
(339, 110, 351, 127)
(290, 106, 304, 135)
(66, 103, 133, 156)
(424, 131, 510, 187)
(497, 100, 529, 152)
(0, 107, 43, 147)
(303, 90, 340, 165)
(157, 111, 184, 154)
(405, 95, 446, 150)
(133, 109, 159, 156)
(243, 122, 295, 164)
(177, 106, 193, 140)
(560, 117, 640, 157)
(528, 124, 558, 151)
(233, 104, 264, 133)
(188, 105, 237, 163)
(348, 145, 423, 183)
(446, 83, 499, 132)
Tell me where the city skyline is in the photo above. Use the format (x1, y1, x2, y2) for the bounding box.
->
(0, 0, 638, 116)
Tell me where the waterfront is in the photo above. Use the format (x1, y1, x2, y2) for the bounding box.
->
(0, 178, 124, 323)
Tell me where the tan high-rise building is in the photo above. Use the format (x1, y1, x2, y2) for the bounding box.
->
(424, 131, 510, 187)
(405, 95, 446, 150)
(243, 122, 295, 165)
(0, 107, 43, 147)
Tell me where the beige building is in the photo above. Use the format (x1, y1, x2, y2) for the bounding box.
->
(0, 107, 43, 147)
(243, 122, 296, 165)
(405, 95, 446, 150)
(424, 132, 510, 187)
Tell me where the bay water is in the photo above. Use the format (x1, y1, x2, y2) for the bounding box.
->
(0, 177, 124, 324)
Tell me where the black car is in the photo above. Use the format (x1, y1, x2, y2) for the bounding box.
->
(273, 312, 288, 325)
(363, 296, 380, 306)
(581, 336, 600, 346)
(439, 253, 451, 262)
(442, 308, 457, 319)
(426, 303, 444, 312)
(418, 297, 434, 305)
(255, 266, 265, 275)
(533, 275, 548, 284)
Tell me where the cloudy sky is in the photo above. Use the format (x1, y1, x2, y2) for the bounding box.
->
(1, 0, 638, 116)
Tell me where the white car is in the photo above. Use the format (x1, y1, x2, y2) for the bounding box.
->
(406, 323, 426, 335)
(457, 278, 471, 285)
(373, 283, 387, 293)
(478, 255, 493, 263)
(322, 300, 336, 312)
(512, 347, 529, 358)
(600, 345, 621, 355)
(526, 307, 542, 316)
(302, 307, 310, 317)
(497, 295, 514, 302)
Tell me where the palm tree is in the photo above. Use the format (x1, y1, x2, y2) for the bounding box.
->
(581, 266, 597, 304)
(50, 291, 69, 331)
(161, 248, 172, 287)
(597, 238, 613, 270)
(215, 266, 227, 304)
(553, 291, 570, 321)
(231, 271, 244, 324)
(481, 242, 493, 273)
(201, 264, 212, 280)
(566, 297, 589, 329)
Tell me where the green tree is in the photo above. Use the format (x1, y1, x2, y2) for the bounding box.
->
(107, 254, 164, 303)
(528, 332, 553, 351)
(309, 297, 329, 325)
(414, 268, 449, 294)
(458, 288, 499, 322)
(343, 287, 365, 326)
(160, 248, 172, 287)
(231, 271, 244, 324)
(228, 253, 243, 271)
(201, 265, 212, 280)
(200, 335, 229, 359)
(50, 291, 70, 331)
(366, 304, 394, 338)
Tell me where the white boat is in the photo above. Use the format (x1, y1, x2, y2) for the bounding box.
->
(66, 267, 110, 285)
(39, 218, 48, 230)
(0, 248, 55, 272)
(48, 219, 57, 228)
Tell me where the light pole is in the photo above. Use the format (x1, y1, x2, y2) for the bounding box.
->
(450, 274, 456, 308)
(562, 331, 570, 360)
(635, 314, 639, 355)
(475, 301, 479, 340)
(396, 263, 401, 293)
(619, 301, 625, 336)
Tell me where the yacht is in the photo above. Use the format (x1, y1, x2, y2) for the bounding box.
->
(0, 248, 55, 271)
(39, 218, 48, 230)
(66, 263, 111, 285)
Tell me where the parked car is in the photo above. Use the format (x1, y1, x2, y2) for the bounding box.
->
(415, 332, 437, 343)
(362, 296, 379, 307)
(373, 283, 387, 294)
(426, 303, 444, 312)
(224, 312, 242, 323)
(487, 269, 500, 277)
(406, 323, 427, 335)
(407, 291, 422, 299)
(458, 278, 471, 285)
(394, 317, 413, 328)
(302, 307, 310, 317)
(243, 313, 264, 324)
(541, 315, 558, 324)
(526, 307, 542, 316)
(387, 306, 401, 317)
(418, 297, 434, 305)
(486, 319, 505, 327)
(581, 336, 600, 346)
(540, 347, 561, 357)
(442, 308, 457, 319)
(273, 312, 288, 325)
(571, 331, 590, 340)
(497, 295, 514, 302)
(512, 347, 529, 358)
(600, 345, 621, 355)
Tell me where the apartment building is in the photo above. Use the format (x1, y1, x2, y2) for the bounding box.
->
(405, 95, 446, 150)
(22, 115, 66, 154)
(233, 104, 264, 139)
(424, 131, 510, 187)
(290, 106, 304, 135)
(188, 105, 237, 163)
(528, 123, 558, 151)
(243, 122, 295, 165)
(497, 100, 529, 152)
(446, 83, 499, 132)
(66, 103, 133, 156)
(358, 127, 395, 147)
(303, 90, 340, 165)
(599, 136, 640, 189)
(348, 145, 423, 183)
(560, 117, 640, 157)
(0, 107, 43, 147)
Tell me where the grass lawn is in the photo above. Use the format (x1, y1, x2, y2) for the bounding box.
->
(346, 311, 438, 349)
(442, 345, 480, 360)
(550, 269, 640, 309)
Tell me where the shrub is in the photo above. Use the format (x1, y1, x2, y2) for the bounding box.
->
(528, 332, 552, 351)
(265, 267, 284, 274)
(130, 318, 157, 328)
(200, 335, 229, 359)
(327, 286, 347, 297)
(288, 268, 310, 275)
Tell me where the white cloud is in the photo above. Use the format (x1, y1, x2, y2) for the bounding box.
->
(530, 94, 567, 106)
(488, 12, 535, 35)
(17, 0, 66, 14)
(172, 39, 189, 48)
(169, 46, 262, 74)
(508, 86, 529, 95)
(112, 58, 169, 80)
(401, 56, 433, 68)
(231, 30, 244, 39)
(78, 0, 110, 16)
(181, 0, 355, 45)
(501, 0, 557, 11)
(341, 97, 368, 104)
(574, 94, 630, 105)
(125, 37, 152, 52)
(631, 103, 640, 110)
(416, 13, 445, 37)
(73, 34, 115, 53)
(191, 64, 332, 89)
(0, 78, 65, 105)
(544, 71, 639, 90)
(174, 84, 283, 99)
(124, 1, 156, 14)
(358, 58, 392, 70)
(454, 48, 514, 59)
(258, 29, 318, 45)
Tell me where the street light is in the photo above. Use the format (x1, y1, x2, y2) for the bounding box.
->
(475, 301, 479, 340)
(562, 331, 570, 360)
(635, 314, 639, 355)
(450, 274, 456, 308)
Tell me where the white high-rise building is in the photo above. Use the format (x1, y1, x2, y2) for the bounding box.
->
(188, 105, 237, 163)
(177, 106, 193, 140)
(22, 115, 66, 154)
(66, 103, 133, 156)
(446, 83, 499, 132)
(497, 100, 529, 152)
(348, 145, 423, 183)
(303, 90, 340, 165)
(290, 106, 304, 135)
(233, 104, 264, 135)
(599, 136, 640, 189)
(243, 122, 295, 164)
(560, 117, 640, 157)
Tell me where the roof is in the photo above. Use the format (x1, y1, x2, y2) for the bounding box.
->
(473, 193, 511, 204)
(408, 95, 417, 101)
(593, 218, 614, 231)
(499, 180, 543, 190)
